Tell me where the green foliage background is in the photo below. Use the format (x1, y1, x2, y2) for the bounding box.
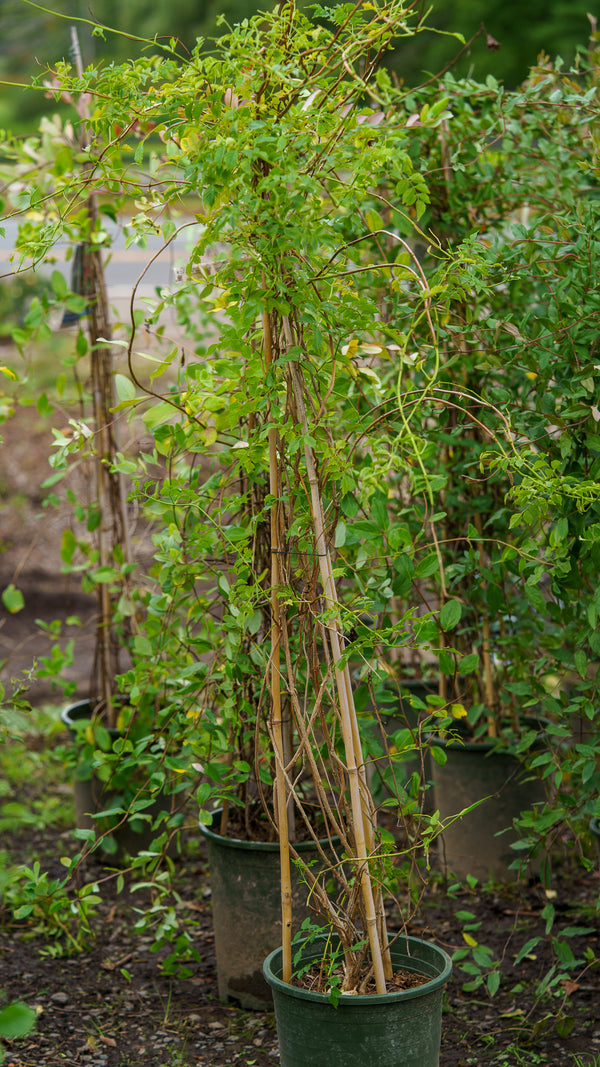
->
(0, 0, 594, 131)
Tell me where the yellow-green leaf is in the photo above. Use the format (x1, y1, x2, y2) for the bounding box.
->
(451, 703, 468, 719)
(2, 584, 25, 614)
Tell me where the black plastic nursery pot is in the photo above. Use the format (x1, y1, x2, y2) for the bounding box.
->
(199, 810, 337, 1010)
(61, 700, 170, 859)
(431, 734, 546, 881)
(263, 934, 452, 1067)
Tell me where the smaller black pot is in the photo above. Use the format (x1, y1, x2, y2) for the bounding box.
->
(199, 809, 339, 1010)
(61, 700, 174, 859)
(430, 731, 546, 881)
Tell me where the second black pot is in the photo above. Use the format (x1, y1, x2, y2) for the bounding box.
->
(199, 810, 338, 1010)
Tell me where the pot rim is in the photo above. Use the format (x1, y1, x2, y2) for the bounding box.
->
(431, 723, 546, 756)
(61, 699, 122, 739)
(263, 934, 452, 1006)
(199, 808, 338, 853)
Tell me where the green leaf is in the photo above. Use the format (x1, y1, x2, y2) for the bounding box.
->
(416, 554, 440, 579)
(37, 391, 53, 417)
(574, 649, 587, 679)
(524, 584, 546, 614)
(334, 521, 347, 548)
(247, 610, 262, 635)
(218, 574, 231, 596)
(93, 566, 118, 583)
(555, 1015, 575, 1038)
(53, 144, 73, 176)
(143, 401, 176, 429)
(440, 600, 462, 632)
(487, 971, 501, 996)
(76, 328, 88, 357)
(13, 905, 34, 919)
(114, 374, 136, 403)
(458, 652, 479, 674)
(371, 492, 389, 530)
(438, 649, 455, 675)
(486, 582, 503, 614)
(50, 269, 68, 300)
(430, 745, 447, 767)
(94, 725, 113, 752)
(0, 1001, 36, 1039)
(514, 936, 541, 966)
(2, 584, 25, 613)
(134, 634, 153, 656)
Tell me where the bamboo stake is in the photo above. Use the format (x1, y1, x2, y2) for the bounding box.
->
(263, 307, 293, 983)
(283, 321, 388, 994)
(474, 511, 498, 737)
(70, 26, 133, 726)
(70, 27, 114, 721)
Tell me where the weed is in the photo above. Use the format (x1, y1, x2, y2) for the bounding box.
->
(494, 1049, 548, 1065)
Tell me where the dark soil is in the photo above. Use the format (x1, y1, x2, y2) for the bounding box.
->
(294, 961, 429, 995)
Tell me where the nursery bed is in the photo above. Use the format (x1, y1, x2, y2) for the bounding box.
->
(0, 788, 598, 1067)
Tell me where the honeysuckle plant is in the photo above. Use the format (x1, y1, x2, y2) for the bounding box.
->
(20, 0, 486, 993)
(353, 51, 600, 743)
(376, 43, 600, 866)
(0, 25, 201, 876)
(3, 0, 542, 992)
(0, 31, 137, 727)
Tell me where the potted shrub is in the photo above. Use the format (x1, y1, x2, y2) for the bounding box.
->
(374, 48, 600, 880)
(0, 38, 184, 857)
(46, 0, 460, 1053)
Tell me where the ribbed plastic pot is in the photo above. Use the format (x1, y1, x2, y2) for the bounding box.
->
(263, 934, 452, 1067)
(199, 811, 337, 1010)
(431, 734, 546, 881)
(61, 700, 121, 838)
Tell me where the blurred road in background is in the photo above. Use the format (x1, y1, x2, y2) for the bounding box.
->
(0, 216, 201, 324)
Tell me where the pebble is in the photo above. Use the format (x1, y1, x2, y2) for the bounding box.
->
(50, 991, 70, 1006)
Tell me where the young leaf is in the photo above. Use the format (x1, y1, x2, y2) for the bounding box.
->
(2, 584, 25, 613)
(114, 374, 136, 403)
(440, 600, 462, 632)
